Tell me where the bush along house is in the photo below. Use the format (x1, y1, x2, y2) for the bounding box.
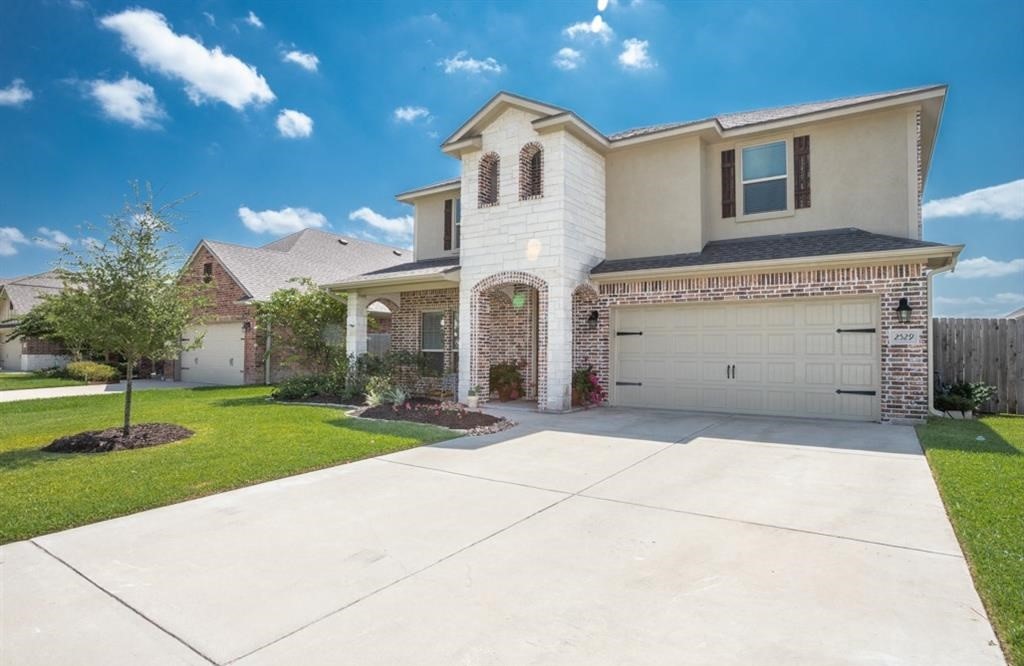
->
(329, 86, 961, 423)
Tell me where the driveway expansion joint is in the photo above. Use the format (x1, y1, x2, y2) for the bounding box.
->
(29, 539, 219, 665)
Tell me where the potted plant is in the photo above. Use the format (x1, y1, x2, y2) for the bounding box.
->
(489, 362, 523, 402)
(466, 385, 481, 409)
(935, 381, 996, 419)
(572, 365, 606, 408)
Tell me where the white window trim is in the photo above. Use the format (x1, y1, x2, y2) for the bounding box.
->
(736, 134, 795, 222)
(453, 198, 461, 252)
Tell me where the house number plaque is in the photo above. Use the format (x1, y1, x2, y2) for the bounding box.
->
(887, 329, 922, 345)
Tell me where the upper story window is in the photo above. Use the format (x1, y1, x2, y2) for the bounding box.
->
(519, 142, 543, 200)
(741, 140, 788, 215)
(478, 152, 500, 207)
(202, 262, 213, 283)
(443, 198, 461, 251)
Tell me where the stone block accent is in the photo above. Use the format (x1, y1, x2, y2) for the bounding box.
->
(575, 262, 930, 422)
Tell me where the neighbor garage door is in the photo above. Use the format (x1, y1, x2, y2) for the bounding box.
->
(180, 323, 245, 385)
(612, 298, 880, 421)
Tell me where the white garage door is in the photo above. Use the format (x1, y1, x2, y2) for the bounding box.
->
(612, 298, 880, 421)
(180, 323, 245, 385)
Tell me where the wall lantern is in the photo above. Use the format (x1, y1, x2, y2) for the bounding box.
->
(587, 310, 600, 330)
(894, 297, 913, 324)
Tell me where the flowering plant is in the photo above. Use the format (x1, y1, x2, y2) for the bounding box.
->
(572, 365, 605, 407)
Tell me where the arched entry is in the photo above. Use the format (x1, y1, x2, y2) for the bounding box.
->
(470, 272, 549, 406)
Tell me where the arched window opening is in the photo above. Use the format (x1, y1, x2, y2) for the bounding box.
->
(519, 142, 543, 200)
(478, 152, 500, 207)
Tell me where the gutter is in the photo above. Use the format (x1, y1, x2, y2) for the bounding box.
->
(264, 316, 272, 386)
(590, 245, 964, 283)
(325, 269, 460, 292)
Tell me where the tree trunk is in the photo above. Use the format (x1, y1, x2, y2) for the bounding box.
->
(123, 359, 133, 436)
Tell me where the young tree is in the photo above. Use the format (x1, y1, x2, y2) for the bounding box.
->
(57, 184, 207, 435)
(255, 278, 347, 375)
(9, 288, 97, 361)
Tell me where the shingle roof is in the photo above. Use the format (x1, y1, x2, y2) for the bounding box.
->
(0, 271, 64, 313)
(395, 177, 461, 199)
(608, 85, 944, 141)
(338, 256, 460, 286)
(201, 229, 407, 301)
(591, 228, 950, 275)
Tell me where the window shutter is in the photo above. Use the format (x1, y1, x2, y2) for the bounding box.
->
(443, 199, 452, 251)
(721, 149, 736, 218)
(794, 135, 811, 209)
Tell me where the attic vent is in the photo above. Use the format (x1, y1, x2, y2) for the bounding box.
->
(337, 239, 349, 245)
(392, 250, 403, 256)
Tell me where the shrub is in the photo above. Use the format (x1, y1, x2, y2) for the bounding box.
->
(65, 361, 119, 383)
(489, 362, 523, 401)
(346, 351, 441, 397)
(935, 381, 997, 413)
(271, 374, 340, 402)
(364, 375, 393, 407)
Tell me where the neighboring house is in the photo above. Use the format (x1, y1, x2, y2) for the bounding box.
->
(175, 228, 405, 385)
(332, 85, 962, 422)
(1005, 306, 1024, 320)
(0, 272, 68, 371)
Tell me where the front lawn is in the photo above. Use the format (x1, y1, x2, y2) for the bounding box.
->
(917, 415, 1023, 665)
(0, 372, 86, 391)
(0, 386, 453, 544)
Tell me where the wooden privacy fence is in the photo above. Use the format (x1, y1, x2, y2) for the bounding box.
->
(933, 318, 1024, 414)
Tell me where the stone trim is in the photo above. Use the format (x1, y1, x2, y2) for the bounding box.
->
(576, 262, 930, 421)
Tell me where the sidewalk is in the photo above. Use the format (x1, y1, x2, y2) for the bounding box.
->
(0, 380, 204, 403)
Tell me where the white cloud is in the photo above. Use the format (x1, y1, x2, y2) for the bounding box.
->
(0, 79, 33, 107)
(935, 292, 1024, 317)
(393, 106, 430, 123)
(348, 207, 414, 242)
(34, 227, 73, 250)
(100, 9, 275, 110)
(564, 15, 613, 43)
(244, 11, 263, 28)
(202, 12, 216, 26)
(945, 256, 1024, 279)
(283, 50, 319, 72)
(238, 206, 327, 234)
(275, 109, 313, 138)
(438, 51, 504, 75)
(618, 38, 654, 69)
(88, 76, 166, 129)
(0, 228, 29, 256)
(597, 0, 610, 10)
(553, 47, 583, 71)
(923, 179, 1024, 221)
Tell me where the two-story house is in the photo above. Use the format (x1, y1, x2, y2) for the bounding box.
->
(331, 86, 961, 422)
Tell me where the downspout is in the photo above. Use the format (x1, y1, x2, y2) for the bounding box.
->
(264, 316, 272, 386)
(926, 261, 956, 417)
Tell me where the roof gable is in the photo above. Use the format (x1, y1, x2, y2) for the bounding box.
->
(441, 91, 567, 148)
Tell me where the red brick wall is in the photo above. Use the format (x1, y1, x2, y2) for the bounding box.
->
(483, 286, 538, 398)
(575, 262, 930, 422)
(388, 288, 459, 393)
(23, 337, 65, 355)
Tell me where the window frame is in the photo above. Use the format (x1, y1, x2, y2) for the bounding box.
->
(202, 262, 213, 283)
(443, 197, 461, 253)
(420, 310, 446, 374)
(735, 134, 795, 222)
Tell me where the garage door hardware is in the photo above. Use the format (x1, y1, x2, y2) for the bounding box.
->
(616, 381, 643, 386)
(835, 389, 877, 396)
(726, 364, 736, 379)
(616, 331, 643, 336)
(835, 328, 876, 333)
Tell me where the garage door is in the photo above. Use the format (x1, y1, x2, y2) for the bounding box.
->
(180, 323, 245, 385)
(612, 298, 880, 421)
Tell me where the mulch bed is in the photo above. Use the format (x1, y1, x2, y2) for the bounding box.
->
(359, 403, 503, 430)
(43, 423, 194, 454)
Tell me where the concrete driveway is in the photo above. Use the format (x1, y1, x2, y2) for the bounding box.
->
(1, 408, 1004, 665)
(0, 379, 203, 403)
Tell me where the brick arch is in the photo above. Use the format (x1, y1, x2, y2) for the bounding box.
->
(366, 296, 399, 314)
(518, 141, 543, 200)
(572, 281, 609, 399)
(470, 271, 549, 406)
(478, 151, 500, 207)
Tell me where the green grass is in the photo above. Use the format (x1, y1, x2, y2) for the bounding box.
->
(917, 415, 1024, 666)
(0, 386, 453, 544)
(0, 372, 86, 391)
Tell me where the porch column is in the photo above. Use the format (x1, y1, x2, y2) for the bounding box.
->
(346, 292, 368, 357)
(457, 287, 472, 402)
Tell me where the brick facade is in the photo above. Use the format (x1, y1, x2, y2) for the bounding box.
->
(574, 262, 930, 422)
(386, 288, 459, 393)
(23, 337, 65, 355)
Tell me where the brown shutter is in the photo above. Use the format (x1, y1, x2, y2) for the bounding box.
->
(794, 135, 811, 209)
(443, 199, 452, 251)
(721, 149, 736, 218)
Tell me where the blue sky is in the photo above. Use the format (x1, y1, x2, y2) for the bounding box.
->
(1, 0, 1022, 316)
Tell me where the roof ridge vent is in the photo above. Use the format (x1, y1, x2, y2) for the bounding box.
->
(337, 238, 349, 245)
(392, 250, 403, 256)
